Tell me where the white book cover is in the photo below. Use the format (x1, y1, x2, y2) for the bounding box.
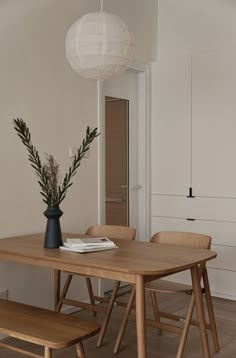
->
(64, 237, 116, 248)
(59, 245, 118, 254)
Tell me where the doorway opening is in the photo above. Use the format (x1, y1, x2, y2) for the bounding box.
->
(105, 96, 129, 227)
(104, 96, 130, 295)
(97, 65, 151, 296)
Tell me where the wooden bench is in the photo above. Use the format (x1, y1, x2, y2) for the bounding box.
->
(0, 299, 100, 358)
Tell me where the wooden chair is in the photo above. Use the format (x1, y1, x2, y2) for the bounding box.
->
(56, 225, 136, 347)
(113, 231, 219, 357)
(0, 299, 100, 358)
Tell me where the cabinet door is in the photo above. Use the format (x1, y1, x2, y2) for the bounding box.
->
(192, 49, 236, 197)
(151, 56, 191, 195)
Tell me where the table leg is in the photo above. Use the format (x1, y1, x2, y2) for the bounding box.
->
(54, 269, 61, 311)
(135, 275, 146, 358)
(191, 266, 210, 358)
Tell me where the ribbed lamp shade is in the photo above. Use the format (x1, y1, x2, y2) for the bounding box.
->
(65, 12, 135, 81)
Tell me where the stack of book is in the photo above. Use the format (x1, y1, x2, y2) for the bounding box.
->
(60, 237, 118, 253)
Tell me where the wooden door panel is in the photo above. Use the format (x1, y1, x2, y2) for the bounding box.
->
(105, 203, 128, 226)
(105, 98, 128, 226)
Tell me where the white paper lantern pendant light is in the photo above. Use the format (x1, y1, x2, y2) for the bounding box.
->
(65, 0, 135, 81)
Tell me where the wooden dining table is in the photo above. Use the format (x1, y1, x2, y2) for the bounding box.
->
(0, 233, 217, 358)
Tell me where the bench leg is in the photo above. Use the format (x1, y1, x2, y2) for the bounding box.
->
(76, 342, 86, 358)
(45, 347, 52, 358)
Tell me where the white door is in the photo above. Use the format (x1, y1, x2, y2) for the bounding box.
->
(103, 70, 139, 237)
(192, 49, 236, 197)
(151, 57, 192, 196)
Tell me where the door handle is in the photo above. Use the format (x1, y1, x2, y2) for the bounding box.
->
(105, 198, 123, 203)
(130, 184, 142, 190)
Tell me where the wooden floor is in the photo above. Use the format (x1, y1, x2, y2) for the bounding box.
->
(1, 292, 236, 357)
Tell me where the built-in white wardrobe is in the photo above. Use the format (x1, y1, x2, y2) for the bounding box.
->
(151, 49, 236, 301)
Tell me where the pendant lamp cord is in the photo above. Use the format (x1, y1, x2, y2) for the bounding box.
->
(100, 0, 104, 12)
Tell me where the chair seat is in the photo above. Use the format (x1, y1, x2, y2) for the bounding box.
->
(145, 279, 193, 294)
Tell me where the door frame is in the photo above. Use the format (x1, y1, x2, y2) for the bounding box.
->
(96, 63, 151, 242)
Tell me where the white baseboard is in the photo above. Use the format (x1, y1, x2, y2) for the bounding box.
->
(211, 290, 236, 302)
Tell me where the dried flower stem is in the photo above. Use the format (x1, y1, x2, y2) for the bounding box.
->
(13, 118, 99, 207)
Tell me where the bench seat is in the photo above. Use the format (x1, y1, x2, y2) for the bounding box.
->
(0, 299, 100, 358)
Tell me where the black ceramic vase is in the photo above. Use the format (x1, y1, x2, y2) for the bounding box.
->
(43, 206, 63, 248)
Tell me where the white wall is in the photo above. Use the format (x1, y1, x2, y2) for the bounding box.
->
(105, 0, 157, 63)
(158, 0, 236, 56)
(0, 0, 157, 308)
(0, 0, 100, 308)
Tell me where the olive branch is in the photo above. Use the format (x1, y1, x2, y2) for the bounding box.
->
(13, 118, 99, 207)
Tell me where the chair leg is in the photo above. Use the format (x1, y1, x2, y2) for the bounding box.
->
(149, 290, 162, 335)
(177, 264, 214, 357)
(97, 281, 121, 348)
(203, 268, 220, 352)
(44, 347, 52, 358)
(113, 285, 136, 354)
(54, 269, 61, 311)
(56, 274, 73, 312)
(176, 294, 195, 358)
(76, 342, 86, 358)
(85, 277, 97, 317)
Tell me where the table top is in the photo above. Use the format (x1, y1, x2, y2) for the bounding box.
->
(0, 234, 217, 281)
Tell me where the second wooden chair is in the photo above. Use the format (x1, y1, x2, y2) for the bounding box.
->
(113, 231, 219, 357)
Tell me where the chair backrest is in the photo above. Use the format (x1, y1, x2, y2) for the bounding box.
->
(86, 225, 136, 241)
(150, 231, 211, 249)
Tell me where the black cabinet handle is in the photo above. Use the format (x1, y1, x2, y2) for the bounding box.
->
(187, 187, 195, 198)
